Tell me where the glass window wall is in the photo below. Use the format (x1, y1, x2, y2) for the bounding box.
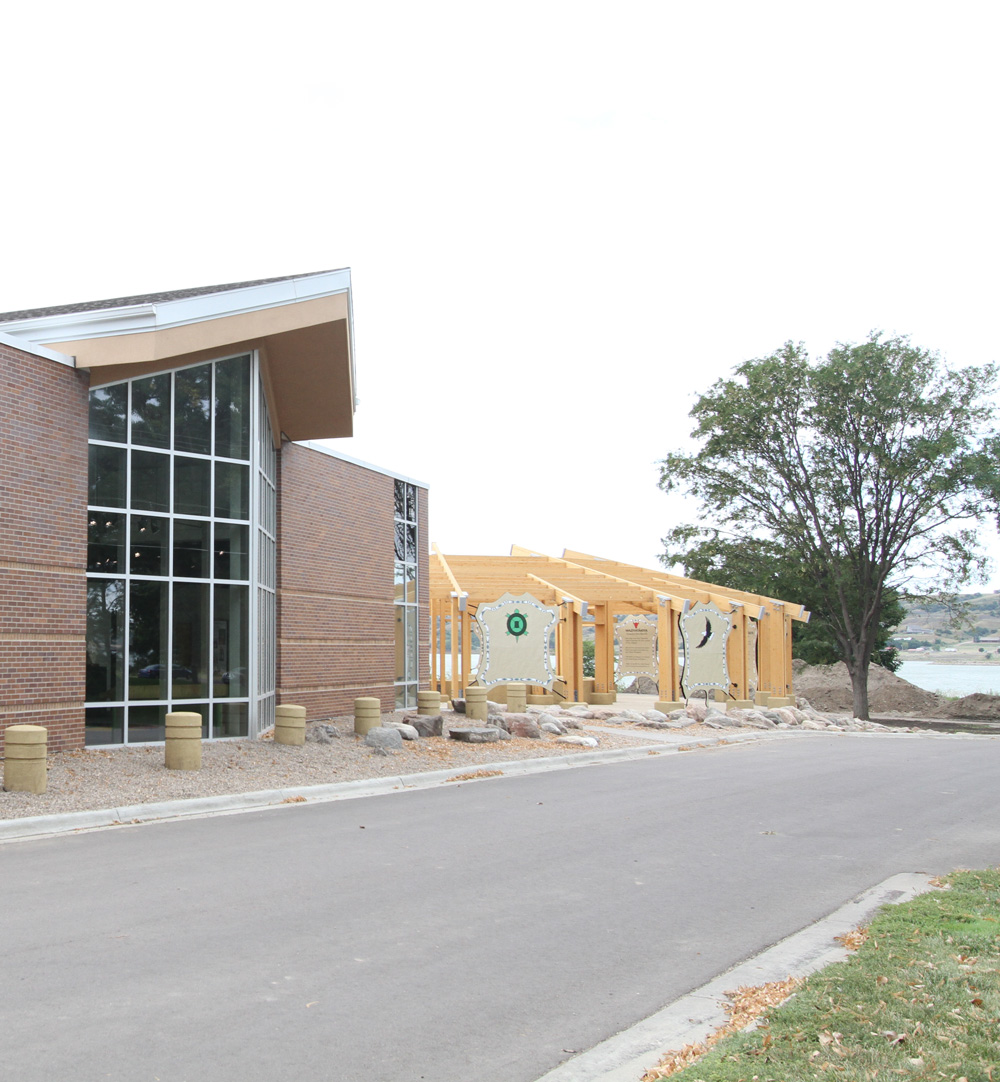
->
(394, 480, 420, 709)
(85, 354, 270, 744)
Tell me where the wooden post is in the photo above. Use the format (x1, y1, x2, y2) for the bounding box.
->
(449, 597, 459, 700)
(461, 602, 473, 696)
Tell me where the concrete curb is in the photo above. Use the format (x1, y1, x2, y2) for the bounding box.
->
(0, 739, 733, 843)
(1, 727, 986, 844)
(531, 872, 939, 1082)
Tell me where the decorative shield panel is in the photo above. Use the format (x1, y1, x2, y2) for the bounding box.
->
(680, 601, 732, 696)
(615, 615, 658, 679)
(474, 592, 559, 687)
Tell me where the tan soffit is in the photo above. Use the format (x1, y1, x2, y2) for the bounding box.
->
(50, 293, 353, 442)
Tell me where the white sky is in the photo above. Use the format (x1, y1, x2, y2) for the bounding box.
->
(4, 1, 999, 587)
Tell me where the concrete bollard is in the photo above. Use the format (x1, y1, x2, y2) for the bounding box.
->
(465, 685, 488, 722)
(506, 682, 527, 713)
(3, 724, 48, 794)
(275, 704, 307, 746)
(354, 697, 382, 735)
(590, 691, 616, 705)
(417, 690, 442, 716)
(582, 677, 596, 702)
(754, 691, 772, 706)
(165, 712, 203, 771)
(655, 700, 684, 713)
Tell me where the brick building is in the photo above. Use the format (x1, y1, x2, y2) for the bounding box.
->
(0, 270, 428, 751)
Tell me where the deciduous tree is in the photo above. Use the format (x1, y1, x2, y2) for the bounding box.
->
(658, 333, 1000, 719)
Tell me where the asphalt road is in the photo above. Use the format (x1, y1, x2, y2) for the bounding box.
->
(3, 733, 999, 1082)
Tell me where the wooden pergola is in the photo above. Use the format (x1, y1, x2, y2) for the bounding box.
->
(430, 545, 809, 705)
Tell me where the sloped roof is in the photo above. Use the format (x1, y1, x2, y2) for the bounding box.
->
(0, 271, 343, 323)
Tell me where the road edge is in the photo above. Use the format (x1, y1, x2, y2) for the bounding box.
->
(530, 872, 938, 1082)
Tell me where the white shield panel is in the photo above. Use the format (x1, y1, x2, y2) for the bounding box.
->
(680, 602, 732, 696)
(474, 592, 559, 687)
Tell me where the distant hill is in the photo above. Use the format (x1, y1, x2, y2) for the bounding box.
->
(892, 591, 1000, 653)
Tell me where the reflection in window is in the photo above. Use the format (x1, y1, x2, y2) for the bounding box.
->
(174, 456, 211, 517)
(131, 375, 171, 449)
(89, 383, 128, 442)
(175, 366, 211, 454)
(131, 450, 170, 513)
(394, 480, 419, 710)
(89, 445, 126, 508)
(88, 513, 125, 574)
(130, 516, 169, 576)
(86, 580, 124, 701)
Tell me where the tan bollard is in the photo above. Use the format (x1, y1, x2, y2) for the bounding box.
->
(417, 690, 442, 716)
(465, 685, 489, 722)
(165, 712, 203, 771)
(582, 677, 596, 702)
(655, 700, 684, 713)
(590, 691, 616, 705)
(506, 682, 527, 713)
(275, 704, 307, 746)
(354, 697, 382, 735)
(3, 724, 48, 794)
(754, 691, 772, 706)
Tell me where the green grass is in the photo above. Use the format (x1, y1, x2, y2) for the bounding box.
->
(656, 869, 1000, 1081)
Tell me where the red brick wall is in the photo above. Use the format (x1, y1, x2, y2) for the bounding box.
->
(276, 443, 429, 718)
(0, 341, 89, 752)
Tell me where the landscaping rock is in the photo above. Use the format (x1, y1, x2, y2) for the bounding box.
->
(556, 734, 599, 747)
(383, 721, 420, 740)
(448, 727, 501, 743)
(411, 714, 443, 737)
(365, 727, 403, 750)
(452, 698, 467, 714)
(504, 714, 542, 739)
(305, 723, 341, 744)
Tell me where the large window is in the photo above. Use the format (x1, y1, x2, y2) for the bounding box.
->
(394, 480, 419, 709)
(85, 354, 274, 744)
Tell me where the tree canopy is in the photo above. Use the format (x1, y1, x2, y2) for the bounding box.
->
(658, 333, 1000, 718)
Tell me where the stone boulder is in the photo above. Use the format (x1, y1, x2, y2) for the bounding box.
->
(383, 721, 420, 740)
(305, 723, 341, 744)
(448, 727, 501, 743)
(365, 727, 403, 750)
(410, 714, 443, 737)
(556, 734, 599, 747)
(503, 713, 542, 739)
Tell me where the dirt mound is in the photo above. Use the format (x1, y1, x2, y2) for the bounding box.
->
(939, 692, 1000, 720)
(792, 660, 943, 716)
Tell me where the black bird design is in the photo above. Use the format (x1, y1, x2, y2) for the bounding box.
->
(695, 617, 712, 649)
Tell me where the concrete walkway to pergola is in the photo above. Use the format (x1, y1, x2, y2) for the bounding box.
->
(429, 546, 808, 709)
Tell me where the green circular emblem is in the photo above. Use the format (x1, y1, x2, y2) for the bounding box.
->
(506, 611, 528, 638)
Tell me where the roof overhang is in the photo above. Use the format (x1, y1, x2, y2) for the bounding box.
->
(1, 270, 355, 442)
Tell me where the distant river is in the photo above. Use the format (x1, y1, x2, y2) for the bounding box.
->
(896, 659, 1000, 698)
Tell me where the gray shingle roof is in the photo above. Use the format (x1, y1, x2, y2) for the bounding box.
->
(0, 270, 341, 324)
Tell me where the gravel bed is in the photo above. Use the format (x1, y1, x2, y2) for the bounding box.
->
(0, 715, 677, 821)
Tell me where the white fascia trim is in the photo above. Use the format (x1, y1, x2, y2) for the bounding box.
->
(0, 268, 353, 346)
(296, 440, 429, 490)
(0, 329, 75, 367)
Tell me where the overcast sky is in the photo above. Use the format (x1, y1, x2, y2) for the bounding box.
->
(4, 2, 999, 589)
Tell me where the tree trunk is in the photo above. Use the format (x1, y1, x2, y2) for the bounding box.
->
(849, 663, 870, 720)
